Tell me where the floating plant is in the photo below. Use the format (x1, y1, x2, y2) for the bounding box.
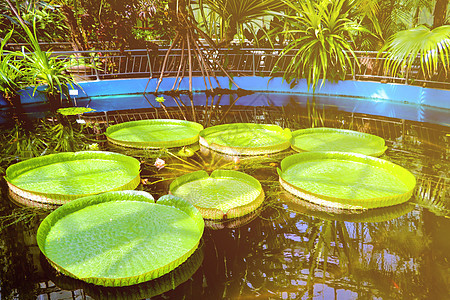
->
(5, 151, 140, 205)
(105, 119, 203, 149)
(278, 152, 416, 209)
(44, 245, 204, 300)
(170, 169, 265, 219)
(199, 123, 292, 155)
(37, 191, 204, 287)
(291, 127, 387, 156)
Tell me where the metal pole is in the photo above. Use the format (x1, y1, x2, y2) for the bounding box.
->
(93, 57, 100, 81)
(252, 52, 256, 76)
(146, 49, 153, 78)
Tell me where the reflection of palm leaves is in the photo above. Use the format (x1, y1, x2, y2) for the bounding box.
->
(306, 220, 352, 289)
(414, 175, 449, 216)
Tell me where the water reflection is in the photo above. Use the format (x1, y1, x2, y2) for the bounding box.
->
(0, 120, 449, 299)
(43, 246, 204, 300)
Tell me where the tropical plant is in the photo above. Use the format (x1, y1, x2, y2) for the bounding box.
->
(275, 0, 360, 92)
(195, 0, 285, 46)
(0, 0, 69, 44)
(0, 30, 30, 128)
(15, 16, 77, 112)
(143, 0, 240, 95)
(380, 24, 450, 81)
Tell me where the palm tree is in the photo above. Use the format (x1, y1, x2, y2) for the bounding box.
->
(380, 25, 450, 81)
(145, 0, 241, 95)
(196, 0, 285, 46)
(433, 0, 449, 28)
(275, 0, 360, 92)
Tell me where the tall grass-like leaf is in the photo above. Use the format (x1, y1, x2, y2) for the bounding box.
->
(0, 30, 23, 98)
(274, 0, 360, 92)
(17, 16, 76, 111)
(381, 25, 450, 80)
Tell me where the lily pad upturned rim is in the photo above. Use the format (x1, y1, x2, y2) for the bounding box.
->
(290, 127, 388, 157)
(45, 244, 205, 300)
(199, 123, 292, 155)
(105, 119, 204, 149)
(170, 169, 265, 220)
(278, 152, 416, 210)
(282, 192, 414, 223)
(4, 151, 141, 203)
(36, 191, 204, 287)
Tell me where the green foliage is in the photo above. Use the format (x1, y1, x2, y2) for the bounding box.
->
(276, 0, 360, 92)
(381, 25, 450, 80)
(0, 0, 69, 43)
(76, 0, 149, 49)
(135, 0, 174, 41)
(1, 123, 48, 159)
(0, 30, 24, 99)
(19, 18, 75, 110)
(196, 0, 285, 45)
(0, 117, 95, 160)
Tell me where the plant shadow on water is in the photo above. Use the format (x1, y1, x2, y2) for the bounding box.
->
(0, 107, 449, 299)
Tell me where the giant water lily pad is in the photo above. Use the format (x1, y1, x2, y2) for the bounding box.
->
(45, 246, 204, 300)
(291, 127, 387, 156)
(5, 151, 140, 205)
(199, 123, 291, 155)
(37, 191, 204, 287)
(170, 170, 265, 219)
(105, 119, 204, 149)
(278, 152, 416, 209)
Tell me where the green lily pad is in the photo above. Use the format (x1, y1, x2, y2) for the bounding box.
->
(36, 191, 204, 287)
(199, 123, 292, 155)
(57, 107, 95, 116)
(46, 245, 204, 299)
(170, 170, 265, 219)
(105, 119, 204, 149)
(291, 127, 387, 156)
(5, 151, 140, 205)
(278, 152, 416, 209)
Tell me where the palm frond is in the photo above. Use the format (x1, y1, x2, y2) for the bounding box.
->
(381, 25, 450, 79)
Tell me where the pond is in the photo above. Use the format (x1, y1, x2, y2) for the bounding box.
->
(0, 98, 449, 299)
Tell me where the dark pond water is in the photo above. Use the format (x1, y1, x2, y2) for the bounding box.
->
(0, 104, 449, 300)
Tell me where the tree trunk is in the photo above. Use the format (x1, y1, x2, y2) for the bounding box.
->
(61, 5, 88, 51)
(433, 0, 448, 29)
(219, 22, 237, 47)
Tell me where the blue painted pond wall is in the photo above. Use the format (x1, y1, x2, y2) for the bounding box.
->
(1, 77, 449, 126)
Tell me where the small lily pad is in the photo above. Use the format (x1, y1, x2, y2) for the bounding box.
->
(291, 127, 387, 156)
(170, 170, 265, 219)
(199, 123, 291, 155)
(106, 119, 204, 149)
